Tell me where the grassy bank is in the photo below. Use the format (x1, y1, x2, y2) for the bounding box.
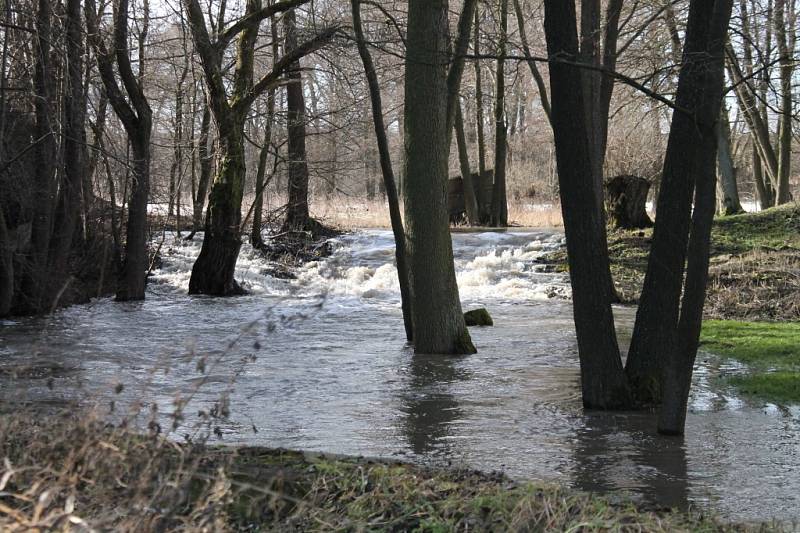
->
(603, 204, 800, 320)
(700, 320, 800, 404)
(0, 412, 760, 531)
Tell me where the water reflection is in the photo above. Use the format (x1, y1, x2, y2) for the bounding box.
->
(400, 354, 470, 457)
(572, 411, 689, 511)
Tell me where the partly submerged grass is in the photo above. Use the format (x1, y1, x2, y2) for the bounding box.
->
(700, 320, 800, 403)
(0, 411, 767, 531)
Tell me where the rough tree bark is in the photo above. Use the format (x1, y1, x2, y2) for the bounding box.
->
(352, 0, 413, 341)
(404, 0, 475, 354)
(626, 0, 728, 404)
(774, 0, 794, 204)
(183, 0, 336, 295)
(543, 0, 630, 408)
(281, 8, 314, 233)
(658, 0, 733, 435)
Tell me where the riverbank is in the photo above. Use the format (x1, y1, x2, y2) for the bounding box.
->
(0, 412, 759, 531)
(541, 204, 800, 405)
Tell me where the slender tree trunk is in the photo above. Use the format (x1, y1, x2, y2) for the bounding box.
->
(0, 205, 13, 316)
(490, 0, 508, 227)
(404, 0, 475, 355)
(543, 0, 630, 408)
(626, 0, 727, 404)
(774, 0, 793, 204)
(752, 141, 773, 210)
(716, 103, 743, 215)
(250, 100, 275, 248)
(514, 0, 551, 126)
(48, 0, 87, 291)
(473, 7, 488, 221)
(352, 0, 413, 341)
(455, 101, 479, 225)
(281, 8, 313, 233)
(117, 133, 151, 300)
(24, 0, 57, 311)
(189, 104, 213, 238)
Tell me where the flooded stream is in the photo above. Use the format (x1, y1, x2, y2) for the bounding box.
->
(1, 229, 798, 523)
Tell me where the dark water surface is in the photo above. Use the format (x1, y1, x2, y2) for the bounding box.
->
(1, 230, 798, 523)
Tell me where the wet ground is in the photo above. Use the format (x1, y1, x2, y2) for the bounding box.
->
(1, 230, 798, 522)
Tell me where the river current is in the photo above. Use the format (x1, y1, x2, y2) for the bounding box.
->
(1, 229, 798, 523)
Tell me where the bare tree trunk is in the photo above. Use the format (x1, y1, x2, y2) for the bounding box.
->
(752, 141, 773, 210)
(0, 205, 13, 316)
(627, 0, 729, 405)
(48, 0, 87, 294)
(543, 0, 630, 408)
(490, 0, 508, 227)
(281, 8, 313, 233)
(774, 0, 794, 204)
(473, 7, 488, 222)
(658, 0, 733, 435)
(352, 0, 413, 341)
(455, 101, 479, 225)
(514, 0, 551, 125)
(188, 103, 213, 238)
(24, 0, 57, 311)
(404, 0, 474, 354)
(716, 103, 744, 215)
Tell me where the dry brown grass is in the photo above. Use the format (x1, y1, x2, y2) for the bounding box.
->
(308, 197, 563, 229)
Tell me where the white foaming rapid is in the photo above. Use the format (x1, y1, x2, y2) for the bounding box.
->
(147, 229, 570, 305)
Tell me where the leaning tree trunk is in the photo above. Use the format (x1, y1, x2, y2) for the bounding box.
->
(658, 0, 733, 435)
(404, 0, 475, 355)
(543, 0, 630, 409)
(189, 105, 213, 239)
(774, 0, 793, 205)
(626, 0, 726, 404)
(454, 102, 479, 225)
(352, 0, 413, 341)
(188, 125, 246, 296)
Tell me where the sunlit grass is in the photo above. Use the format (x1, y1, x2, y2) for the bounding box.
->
(701, 320, 800, 403)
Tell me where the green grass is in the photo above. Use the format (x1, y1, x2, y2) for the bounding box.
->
(711, 204, 800, 254)
(700, 320, 800, 403)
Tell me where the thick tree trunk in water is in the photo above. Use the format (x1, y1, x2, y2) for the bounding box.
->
(626, 0, 731, 405)
(490, 0, 508, 227)
(716, 104, 743, 215)
(116, 135, 151, 301)
(282, 9, 313, 233)
(189, 128, 246, 296)
(352, 0, 413, 341)
(658, 0, 732, 435)
(404, 0, 474, 355)
(543, 0, 630, 408)
(454, 102, 479, 225)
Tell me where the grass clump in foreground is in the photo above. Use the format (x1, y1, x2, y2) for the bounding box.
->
(701, 320, 800, 403)
(0, 411, 766, 532)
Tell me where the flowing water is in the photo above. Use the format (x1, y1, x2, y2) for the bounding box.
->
(1, 229, 799, 523)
